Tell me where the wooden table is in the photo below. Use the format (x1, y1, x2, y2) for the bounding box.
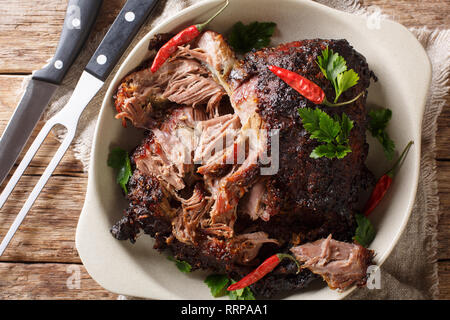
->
(0, 0, 448, 299)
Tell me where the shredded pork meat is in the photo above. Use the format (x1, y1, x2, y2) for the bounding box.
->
(241, 180, 270, 221)
(172, 183, 213, 245)
(134, 107, 204, 193)
(290, 235, 374, 290)
(231, 232, 279, 264)
(115, 50, 225, 129)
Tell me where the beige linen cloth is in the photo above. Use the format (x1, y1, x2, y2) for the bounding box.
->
(33, 0, 449, 299)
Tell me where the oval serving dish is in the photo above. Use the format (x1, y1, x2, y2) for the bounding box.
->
(76, 0, 431, 299)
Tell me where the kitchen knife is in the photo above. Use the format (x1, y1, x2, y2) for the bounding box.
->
(0, 0, 103, 187)
(0, 0, 162, 256)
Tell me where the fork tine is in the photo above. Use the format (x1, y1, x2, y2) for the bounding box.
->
(0, 118, 58, 209)
(0, 129, 75, 256)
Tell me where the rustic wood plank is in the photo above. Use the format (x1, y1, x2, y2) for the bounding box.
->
(438, 260, 450, 300)
(0, 0, 67, 73)
(437, 161, 450, 260)
(0, 77, 86, 263)
(436, 107, 450, 160)
(0, 262, 117, 299)
(0, 0, 125, 74)
(363, 0, 450, 29)
(0, 175, 86, 263)
(0, 0, 447, 74)
(0, 75, 85, 175)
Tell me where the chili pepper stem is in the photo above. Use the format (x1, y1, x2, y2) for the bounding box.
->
(363, 140, 414, 216)
(196, 0, 229, 32)
(322, 91, 364, 107)
(386, 141, 414, 178)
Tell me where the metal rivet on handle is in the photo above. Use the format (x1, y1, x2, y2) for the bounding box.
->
(97, 55, 107, 65)
(125, 12, 135, 22)
(72, 18, 81, 28)
(54, 60, 63, 69)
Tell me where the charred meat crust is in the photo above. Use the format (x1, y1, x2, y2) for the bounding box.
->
(231, 39, 375, 217)
(110, 171, 171, 243)
(111, 168, 318, 296)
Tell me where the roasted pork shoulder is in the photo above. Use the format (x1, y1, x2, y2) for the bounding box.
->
(111, 30, 375, 297)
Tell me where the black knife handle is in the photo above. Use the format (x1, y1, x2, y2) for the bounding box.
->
(85, 0, 159, 81)
(33, 0, 103, 85)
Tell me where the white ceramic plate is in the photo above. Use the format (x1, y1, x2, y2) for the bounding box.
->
(76, 0, 431, 299)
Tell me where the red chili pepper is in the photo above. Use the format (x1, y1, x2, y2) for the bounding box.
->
(268, 65, 325, 104)
(150, 1, 229, 73)
(268, 65, 364, 107)
(363, 141, 414, 216)
(227, 253, 301, 291)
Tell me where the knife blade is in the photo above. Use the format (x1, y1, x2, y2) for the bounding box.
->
(0, 0, 162, 256)
(0, 0, 103, 186)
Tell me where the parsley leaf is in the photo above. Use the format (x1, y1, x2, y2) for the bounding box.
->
(298, 106, 320, 133)
(317, 47, 347, 86)
(353, 213, 376, 247)
(317, 47, 359, 103)
(107, 147, 132, 194)
(368, 108, 396, 160)
(167, 256, 192, 273)
(298, 107, 354, 159)
(204, 274, 230, 297)
(204, 275, 256, 300)
(336, 70, 360, 99)
(227, 280, 256, 300)
(228, 21, 276, 53)
(310, 143, 352, 159)
(337, 113, 354, 145)
(311, 111, 341, 143)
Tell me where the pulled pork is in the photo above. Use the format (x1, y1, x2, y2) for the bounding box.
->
(114, 50, 225, 129)
(291, 235, 374, 290)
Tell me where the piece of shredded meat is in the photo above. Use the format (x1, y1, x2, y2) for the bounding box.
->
(114, 48, 225, 129)
(241, 180, 271, 221)
(230, 232, 279, 264)
(290, 235, 375, 290)
(172, 183, 213, 245)
(134, 107, 204, 193)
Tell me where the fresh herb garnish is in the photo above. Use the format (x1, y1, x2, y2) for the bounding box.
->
(204, 274, 255, 300)
(353, 213, 376, 247)
(298, 107, 354, 159)
(204, 274, 231, 297)
(168, 256, 192, 273)
(227, 280, 255, 300)
(368, 108, 396, 160)
(107, 147, 132, 194)
(317, 47, 360, 103)
(228, 21, 276, 53)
